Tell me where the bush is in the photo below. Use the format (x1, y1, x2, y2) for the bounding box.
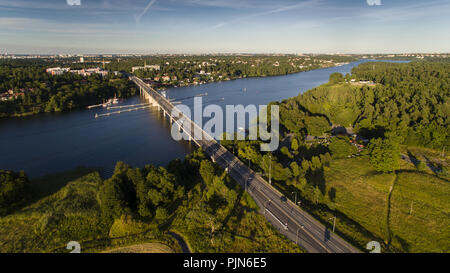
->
(367, 137, 400, 173)
(329, 137, 357, 158)
(329, 72, 344, 84)
(109, 213, 150, 238)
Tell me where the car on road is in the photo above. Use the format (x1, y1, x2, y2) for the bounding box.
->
(280, 196, 287, 202)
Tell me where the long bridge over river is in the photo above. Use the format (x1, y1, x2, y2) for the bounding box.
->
(130, 76, 360, 253)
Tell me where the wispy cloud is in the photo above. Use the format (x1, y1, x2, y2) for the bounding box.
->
(135, 0, 157, 24)
(206, 0, 322, 30)
(357, 0, 450, 23)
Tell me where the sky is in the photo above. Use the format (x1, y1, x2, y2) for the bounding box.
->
(0, 0, 449, 54)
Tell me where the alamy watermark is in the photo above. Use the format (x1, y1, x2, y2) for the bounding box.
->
(169, 97, 280, 152)
(366, 0, 382, 6)
(66, 0, 81, 6)
(366, 241, 381, 253)
(67, 241, 81, 253)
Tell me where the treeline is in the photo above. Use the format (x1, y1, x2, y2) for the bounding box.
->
(351, 61, 449, 149)
(0, 64, 136, 117)
(107, 55, 357, 83)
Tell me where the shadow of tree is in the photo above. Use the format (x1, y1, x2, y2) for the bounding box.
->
(328, 187, 336, 202)
(392, 235, 410, 252)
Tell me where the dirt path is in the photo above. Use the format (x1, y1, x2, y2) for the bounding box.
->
(385, 174, 398, 247)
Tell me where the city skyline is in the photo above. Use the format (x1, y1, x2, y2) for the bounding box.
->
(1, 0, 450, 54)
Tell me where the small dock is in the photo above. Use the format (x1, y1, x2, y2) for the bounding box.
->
(107, 103, 151, 110)
(87, 103, 103, 109)
(95, 105, 153, 118)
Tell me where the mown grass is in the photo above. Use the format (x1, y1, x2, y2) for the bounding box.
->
(389, 171, 450, 253)
(323, 156, 395, 248)
(296, 155, 450, 253)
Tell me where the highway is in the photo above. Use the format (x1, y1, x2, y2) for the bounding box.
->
(131, 76, 361, 253)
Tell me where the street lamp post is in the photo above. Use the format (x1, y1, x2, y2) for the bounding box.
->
(292, 191, 297, 205)
(329, 216, 336, 233)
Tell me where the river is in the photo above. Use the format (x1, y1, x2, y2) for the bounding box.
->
(0, 59, 407, 178)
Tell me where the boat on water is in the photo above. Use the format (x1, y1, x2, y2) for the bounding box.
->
(103, 95, 119, 107)
(102, 99, 112, 107)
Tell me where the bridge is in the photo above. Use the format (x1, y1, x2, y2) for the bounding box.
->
(130, 76, 360, 253)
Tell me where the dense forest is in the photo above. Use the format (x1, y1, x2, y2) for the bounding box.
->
(0, 63, 136, 118)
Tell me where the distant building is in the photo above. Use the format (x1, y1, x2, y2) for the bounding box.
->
(70, 67, 108, 77)
(46, 67, 70, 75)
(46, 67, 108, 77)
(131, 64, 161, 72)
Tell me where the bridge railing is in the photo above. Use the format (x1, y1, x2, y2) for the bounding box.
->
(131, 76, 217, 146)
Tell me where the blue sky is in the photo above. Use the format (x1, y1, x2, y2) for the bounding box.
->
(1, 0, 449, 54)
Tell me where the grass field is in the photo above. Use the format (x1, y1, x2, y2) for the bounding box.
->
(313, 155, 449, 252)
(323, 156, 395, 249)
(102, 243, 175, 253)
(389, 172, 450, 252)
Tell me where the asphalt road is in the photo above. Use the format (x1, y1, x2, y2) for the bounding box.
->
(132, 76, 361, 253)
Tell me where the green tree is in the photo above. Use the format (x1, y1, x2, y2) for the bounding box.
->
(329, 72, 344, 84)
(199, 160, 215, 186)
(311, 156, 322, 170)
(0, 170, 29, 216)
(291, 138, 299, 151)
(304, 116, 329, 136)
(154, 207, 169, 222)
(290, 162, 300, 177)
(98, 177, 127, 220)
(367, 137, 400, 173)
(280, 146, 293, 159)
(329, 137, 357, 158)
